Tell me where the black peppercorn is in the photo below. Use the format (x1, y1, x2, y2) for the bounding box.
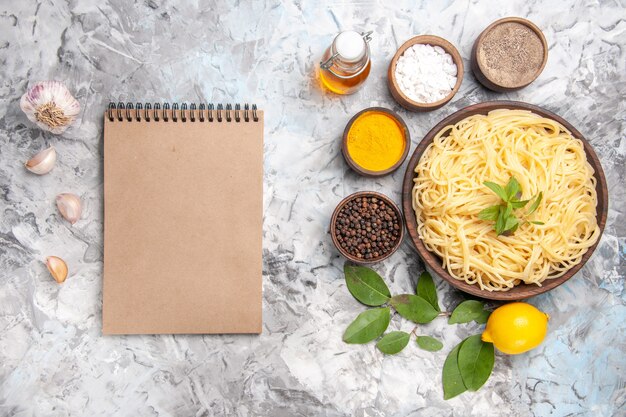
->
(334, 194, 402, 261)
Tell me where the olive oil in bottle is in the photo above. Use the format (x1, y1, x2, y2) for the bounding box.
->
(319, 31, 372, 95)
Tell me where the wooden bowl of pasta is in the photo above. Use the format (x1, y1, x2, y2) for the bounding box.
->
(401, 101, 608, 300)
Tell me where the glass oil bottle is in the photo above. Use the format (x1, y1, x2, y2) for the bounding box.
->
(319, 30, 372, 95)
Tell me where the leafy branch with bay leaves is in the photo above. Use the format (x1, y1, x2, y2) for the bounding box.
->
(342, 263, 496, 399)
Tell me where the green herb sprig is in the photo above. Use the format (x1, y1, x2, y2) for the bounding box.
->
(478, 177, 544, 235)
(342, 264, 496, 399)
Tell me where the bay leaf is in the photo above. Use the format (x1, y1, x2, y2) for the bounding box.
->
(474, 310, 491, 324)
(344, 264, 391, 306)
(448, 300, 485, 324)
(442, 342, 467, 400)
(457, 334, 495, 391)
(416, 335, 443, 352)
(416, 272, 440, 312)
(390, 294, 439, 324)
(343, 307, 390, 344)
(376, 331, 410, 355)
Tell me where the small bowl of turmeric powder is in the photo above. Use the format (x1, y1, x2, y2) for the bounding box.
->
(342, 107, 410, 177)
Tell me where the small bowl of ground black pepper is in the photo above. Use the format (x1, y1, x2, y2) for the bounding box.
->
(330, 191, 405, 264)
(471, 17, 548, 92)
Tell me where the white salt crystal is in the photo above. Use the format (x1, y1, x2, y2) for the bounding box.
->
(394, 43, 458, 104)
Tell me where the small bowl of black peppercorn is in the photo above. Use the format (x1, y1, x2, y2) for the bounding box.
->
(330, 191, 405, 264)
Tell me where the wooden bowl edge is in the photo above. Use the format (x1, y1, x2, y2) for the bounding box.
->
(331, 191, 406, 264)
(472, 17, 549, 91)
(387, 35, 464, 112)
(341, 107, 411, 177)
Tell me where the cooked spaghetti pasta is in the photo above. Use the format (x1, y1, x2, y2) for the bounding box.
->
(412, 109, 600, 291)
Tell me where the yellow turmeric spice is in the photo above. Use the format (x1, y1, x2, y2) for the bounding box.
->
(346, 111, 406, 171)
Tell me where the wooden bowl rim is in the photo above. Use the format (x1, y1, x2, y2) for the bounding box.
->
(341, 107, 411, 177)
(401, 100, 609, 300)
(331, 191, 405, 264)
(474, 17, 548, 90)
(388, 35, 464, 111)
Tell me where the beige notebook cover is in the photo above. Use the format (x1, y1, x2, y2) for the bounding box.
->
(103, 103, 263, 334)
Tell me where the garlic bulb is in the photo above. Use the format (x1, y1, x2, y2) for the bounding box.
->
(46, 256, 68, 283)
(56, 193, 82, 224)
(20, 81, 80, 134)
(25, 146, 57, 175)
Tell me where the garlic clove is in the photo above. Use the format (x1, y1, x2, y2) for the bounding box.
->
(25, 146, 57, 175)
(56, 193, 82, 224)
(20, 81, 80, 134)
(46, 256, 68, 284)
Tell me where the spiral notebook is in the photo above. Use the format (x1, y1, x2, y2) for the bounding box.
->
(103, 102, 263, 334)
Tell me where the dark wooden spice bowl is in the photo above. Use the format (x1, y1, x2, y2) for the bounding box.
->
(331, 191, 405, 264)
(387, 35, 464, 112)
(471, 17, 548, 92)
(401, 101, 608, 301)
(341, 107, 410, 177)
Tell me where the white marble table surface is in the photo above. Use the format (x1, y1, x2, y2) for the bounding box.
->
(0, 0, 624, 416)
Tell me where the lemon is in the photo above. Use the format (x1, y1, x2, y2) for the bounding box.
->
(481, 302, 549, 354)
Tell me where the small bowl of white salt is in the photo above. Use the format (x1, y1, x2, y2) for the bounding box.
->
(388, 35, 464, 111)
